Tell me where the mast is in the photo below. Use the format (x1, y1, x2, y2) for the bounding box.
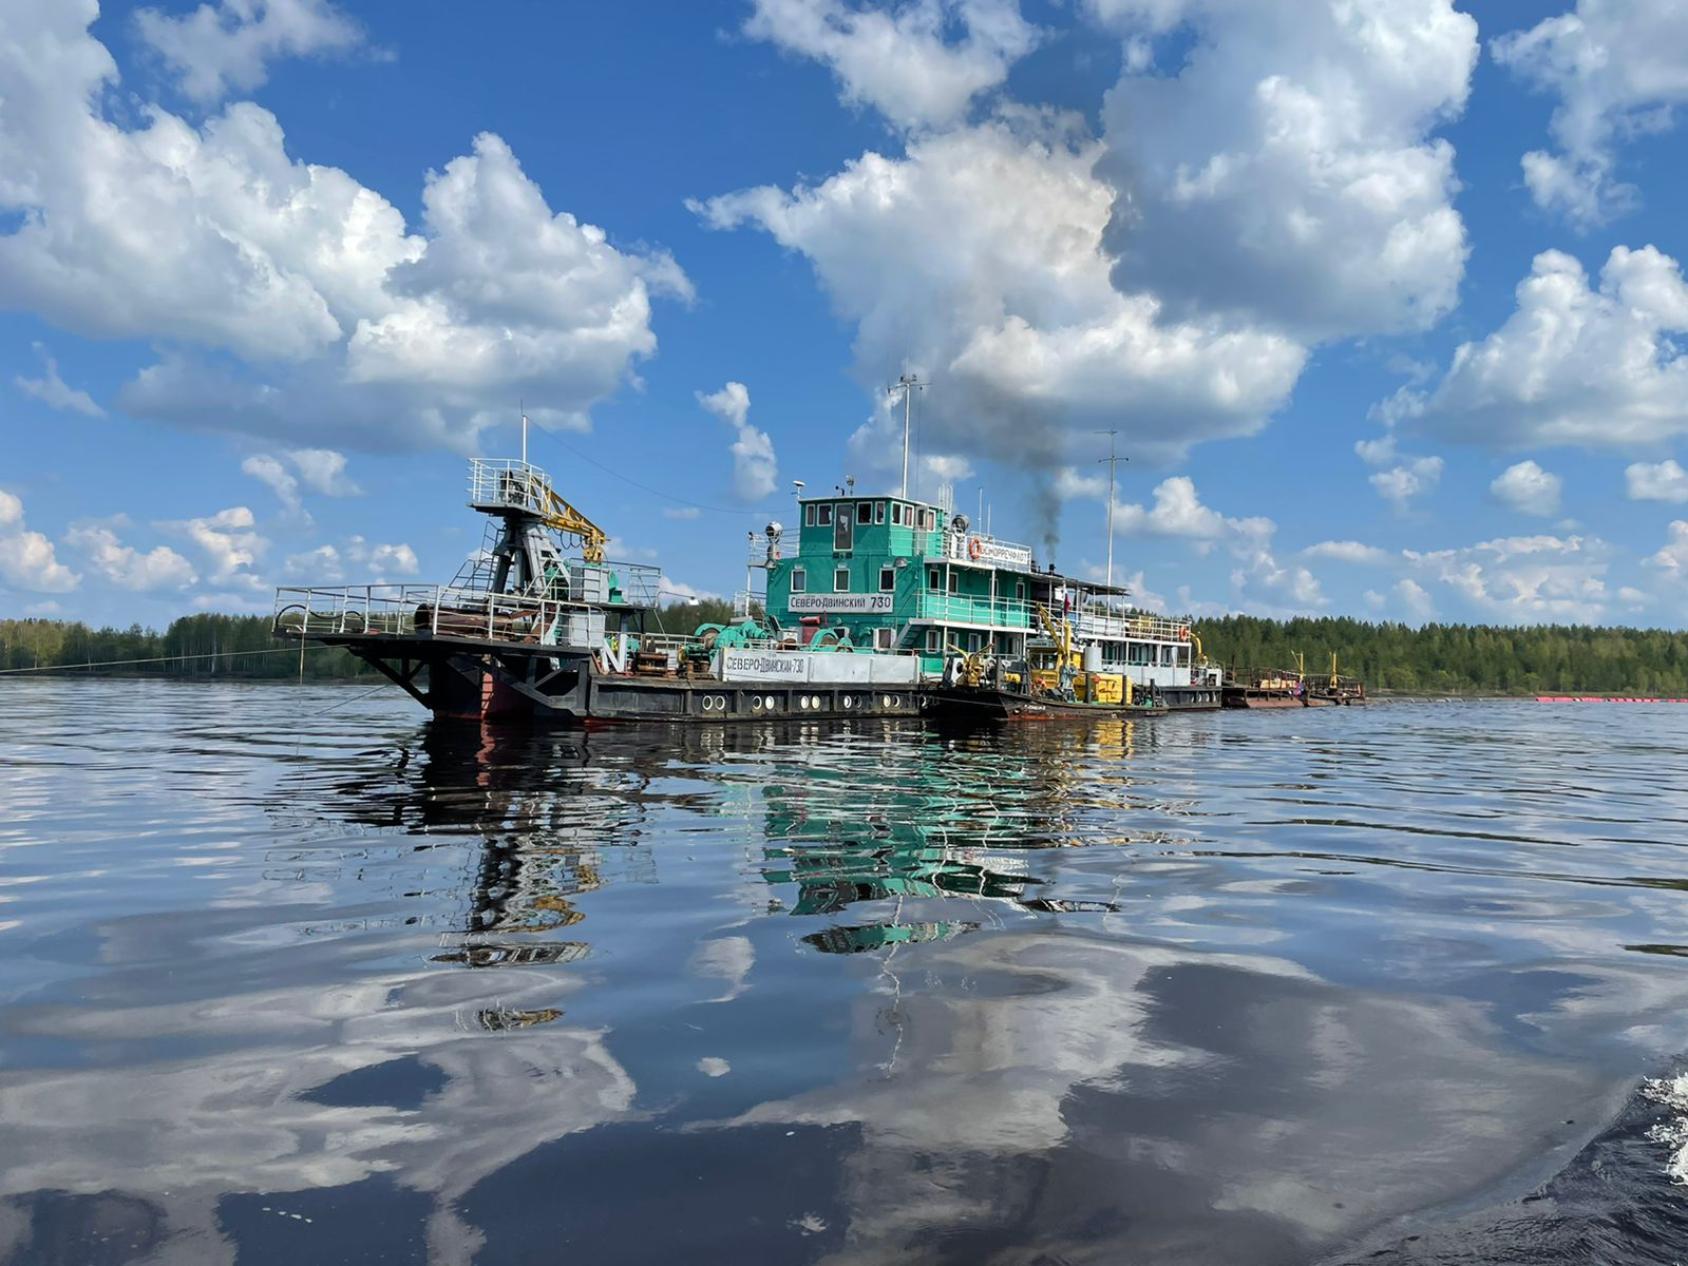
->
(889, 373, 924, 500)
(1097, 431, 1126, 590)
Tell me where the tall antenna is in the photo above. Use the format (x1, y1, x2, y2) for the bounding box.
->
(888, 373, 925, 500)
(520, 400, 529, 466)
(1097, 430, 1127, 590)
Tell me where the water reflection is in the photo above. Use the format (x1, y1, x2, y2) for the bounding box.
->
(5, 683, 1688, 1263)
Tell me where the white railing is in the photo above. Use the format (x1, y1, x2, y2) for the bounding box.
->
(915, 593, 1037, 629)
(1072, 608, 1191, 643)
(273, 584, 585, 645)
(911, 530, 1037, 567)
(468, 458, 554, 517)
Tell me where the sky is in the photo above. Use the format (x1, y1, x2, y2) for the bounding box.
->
(3, 0, 1688, 630)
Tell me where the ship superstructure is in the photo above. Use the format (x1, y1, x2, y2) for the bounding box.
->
(275, 456, 927, 723)
(756, 489, 1223, 709)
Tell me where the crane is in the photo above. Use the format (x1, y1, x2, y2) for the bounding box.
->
(537, 483, 607, 564)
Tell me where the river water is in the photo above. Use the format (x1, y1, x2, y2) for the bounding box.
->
(4, 680, 1688, 1264)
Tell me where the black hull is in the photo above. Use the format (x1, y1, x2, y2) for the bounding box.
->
(320, 631, 927, 726)
(928, 687, 1169, 724)
(1156, 685, 1223, 711)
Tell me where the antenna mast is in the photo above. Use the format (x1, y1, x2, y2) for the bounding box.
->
(888, 373, 925, 500)
(520, 401, 529, 466)
(1097, 430, 1127, 590)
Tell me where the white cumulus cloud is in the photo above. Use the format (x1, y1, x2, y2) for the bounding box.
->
(698, 381, 779, 502)
(134, 0, 366, 105)
(0, 491, 80, 593)
(1370, 456, 1444, 509)
(0, 4, 689, 453)
(1490, 459, 1563, 517)
(1626, 459, 1688, 503)
(343, 535, 420, 577)
(241, 454, 301, 514)
(694, 111, 1305, 477)
(744, 0, 1039, 132)
(1092, 0, 1478, 341)
(165, 506, 269, 589)
(1409, 246, 1688, 449)
(1648, 521, 1688, 583)
(1492, 0, 1688, 227)
(1405, 533, 1609, 623)
(1304, 540, 1390, 565)
(66, 522, 198, 591)
(242, 447, 361, 512)
(1394, 577, 1436, 622)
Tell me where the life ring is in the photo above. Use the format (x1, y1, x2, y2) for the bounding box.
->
(1179, 626, 1191, 641)
(967, 537, 983, 561)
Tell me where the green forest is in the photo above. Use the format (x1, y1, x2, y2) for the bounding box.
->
(3, 609, 1688, 695)
(1195, 615, 1688, 696)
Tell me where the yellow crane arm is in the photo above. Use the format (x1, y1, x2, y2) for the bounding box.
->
(1034, 603, 1073, 660)
(539, 487, 608, 564)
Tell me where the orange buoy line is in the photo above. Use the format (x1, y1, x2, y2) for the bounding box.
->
(1535, 696, 1688, 703)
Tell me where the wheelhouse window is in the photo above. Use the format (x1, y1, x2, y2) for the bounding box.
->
(923, 509, 937, 530)
(790, 567, 807, 593)
(874, 501, 887, 525)
(817, 504, 833, 526)
(804, 503, 816, 527)
(857, 501, 873, 524)
(834, 566, 851, 592)
(879, 566, 896, 592)
(891, 503, 903, 526)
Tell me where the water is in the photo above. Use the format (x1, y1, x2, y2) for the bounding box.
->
(4, 680, 1688, 1264)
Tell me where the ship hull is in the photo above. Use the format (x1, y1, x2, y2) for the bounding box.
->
(927, 686, 1168, 724)
(1154, 684, 1224, 711)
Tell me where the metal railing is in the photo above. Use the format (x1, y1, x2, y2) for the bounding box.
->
(599, 561, 661, 608)
(1072, 607, 1191, 643)
(274, 584, 580, 645)
(467, 459, 553, 517)
(910, 530, 1037, 567)
(914, 594, 1036, 629)
(908, 591, 1196, 643)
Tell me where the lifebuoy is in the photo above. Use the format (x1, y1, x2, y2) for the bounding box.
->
(967, 537, 983, 561)
(1179, 626, 1191, 641)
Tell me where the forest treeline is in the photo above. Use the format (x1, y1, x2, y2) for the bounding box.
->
(3, 610, 1687, 695)
(1196, 616, 1688, 696)
(0, 614, 376, 679)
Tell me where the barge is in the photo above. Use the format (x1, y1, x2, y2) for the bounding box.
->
(275, 445, 1235, 725)
(1222, 657, 1367, 709)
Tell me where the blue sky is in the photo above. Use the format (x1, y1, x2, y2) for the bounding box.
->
(3, 0, 1688, 629)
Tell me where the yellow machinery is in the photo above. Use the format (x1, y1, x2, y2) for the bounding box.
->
(538, 484, 607, 565)
(1028, 604, 1130, 705)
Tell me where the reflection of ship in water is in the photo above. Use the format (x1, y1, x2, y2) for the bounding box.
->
(296, 719, 665, 1024)
(750, 721, 1144, 953)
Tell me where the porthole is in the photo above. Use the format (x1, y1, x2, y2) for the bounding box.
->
(810, 695, 822, 710)
(701, 695, 716, 712)
(751, 696, 764, 711)
(765, 696, 777, 710)
(843, 696, 854, 710)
